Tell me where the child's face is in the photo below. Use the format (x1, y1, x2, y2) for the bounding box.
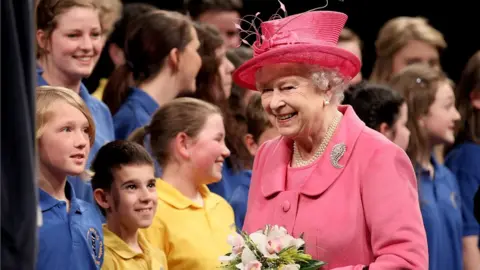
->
(38, 101, 91, 177)
(420, 82, 461, 145)
(109, 164, 157, 230)
(189, 114, 230, 185)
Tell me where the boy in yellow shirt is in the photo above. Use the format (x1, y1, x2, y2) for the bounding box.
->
(90, 140, 167, 270)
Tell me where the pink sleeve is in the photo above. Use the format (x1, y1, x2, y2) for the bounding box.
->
(331, 146, 428, 270)
(242, 141, 268, 233)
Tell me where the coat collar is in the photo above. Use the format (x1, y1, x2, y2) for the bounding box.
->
(261, 105, 365, 198)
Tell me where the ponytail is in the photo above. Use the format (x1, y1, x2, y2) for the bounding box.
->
(128, 125, 148, 146)
(103, 64, 133, 115)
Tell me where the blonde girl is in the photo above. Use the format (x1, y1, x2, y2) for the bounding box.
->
(36, 86, 104, 270)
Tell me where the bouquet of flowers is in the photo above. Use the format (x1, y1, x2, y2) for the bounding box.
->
(219, 225, 326, 270)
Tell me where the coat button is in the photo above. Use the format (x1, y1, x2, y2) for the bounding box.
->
(282, 201, 291, 212)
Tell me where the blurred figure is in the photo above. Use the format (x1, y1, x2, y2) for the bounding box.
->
(91, 3, 157, 100)
(371, 16, 447, 84)
(97, 0, 122, 37)
(338, 27, 363, 85)
(103, 10, 201, 140)
(445, 51, 480, 269)
(185, 0, 242, 48)
(227, 46, 255, 115)
(343, 82, 410, 150)
(389, 64, 462, 270)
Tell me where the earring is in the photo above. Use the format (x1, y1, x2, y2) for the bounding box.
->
(324, 99, 330, 106)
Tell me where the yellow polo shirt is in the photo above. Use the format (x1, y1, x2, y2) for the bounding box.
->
(142, 179, 235, 270)
(102, 225, 168, 270)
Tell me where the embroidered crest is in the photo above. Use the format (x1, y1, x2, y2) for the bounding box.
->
(330, 143, 346, 169)
(87, 227, 104, 266)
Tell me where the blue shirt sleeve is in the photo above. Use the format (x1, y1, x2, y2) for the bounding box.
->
(455, 169, 480, 236)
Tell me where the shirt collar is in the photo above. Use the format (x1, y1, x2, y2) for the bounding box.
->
(156, 179, 221, 210)
(39, 180, 84, 213)
(103, 224, 151, 259)
(36, 67, 90, 102)
(129, 87, 159, 116)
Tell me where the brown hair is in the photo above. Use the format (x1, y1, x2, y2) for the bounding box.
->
(91, 140, 154, 216)
(370, 17, 446, 84)
(128, 98, 222, 167)
(181, 22, 251, 171)
(388, 64, 448, 163)
(185, 0, 243, 19)
(228, 47, 253, 114)
(453, 51, 480, 145)
(246, 94, 272, 143)
(36, 85, 95, 146)
(103, 10, 194, 115)
(338, 27, 363, 50)
(36, 0, 100, 58)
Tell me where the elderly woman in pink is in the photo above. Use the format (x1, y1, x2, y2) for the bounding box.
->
(233, 9, 428, 270)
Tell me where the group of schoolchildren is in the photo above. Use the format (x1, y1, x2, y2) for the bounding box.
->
(32, 0, 480, 269)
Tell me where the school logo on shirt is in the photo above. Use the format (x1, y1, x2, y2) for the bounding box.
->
(87, 227, 104, 266)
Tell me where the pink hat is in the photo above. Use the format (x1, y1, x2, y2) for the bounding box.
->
(233, 11, 361, 91)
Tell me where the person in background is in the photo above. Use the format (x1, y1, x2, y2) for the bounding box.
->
(343, 83, 410, 150)
(184, 0, 242, 48)
(389, 63, 462, 270)
(445, 51, 480, 269)
(96, 0, 122, 37)
(90, 140, 168, 270)
(35, 0, 115, 203)
(370, 16, 447, 163)
(244, 93, 280, 157)
(90, 3, 158, 100)
(370, 16, 446, 84)
(36, 86, 104, 270)
(103, 10, 202, 140)
(237, 8, 428, 269)
(227, 46, 255, 116)
(228, 93, 280, 229)
(130, 98, 235, 270)
(337, 27, 363, 85)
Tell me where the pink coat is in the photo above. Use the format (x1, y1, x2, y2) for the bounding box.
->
(243, 106, 428, 270)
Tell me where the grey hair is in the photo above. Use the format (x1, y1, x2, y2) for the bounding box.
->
(311, 69, 349, 104)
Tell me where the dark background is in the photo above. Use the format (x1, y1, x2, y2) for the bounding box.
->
(120, 0, 478, 83)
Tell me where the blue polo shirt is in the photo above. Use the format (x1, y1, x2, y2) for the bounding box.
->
(112, 87, 159, 140)
(37, 181, 104, 270)
(208, 164, 251, 230)
(36, 69, 115, 204)
(445, 142, 480, 246)
(416, 156, 463, 270)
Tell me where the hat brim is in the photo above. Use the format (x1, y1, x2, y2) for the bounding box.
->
(233, 44, 361, 91)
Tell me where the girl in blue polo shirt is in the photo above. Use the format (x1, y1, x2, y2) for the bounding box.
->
(389, 64, 463, 270)
(102, 10, 202, 140)
(445, 51, 480, 268)
(35, 0, 115, 203)
(36, 86, 104, 270)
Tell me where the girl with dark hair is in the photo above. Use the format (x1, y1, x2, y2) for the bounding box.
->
(343, 82, 410, 150)
(103, 9, 202, 140)
(445, 51, 480, 269)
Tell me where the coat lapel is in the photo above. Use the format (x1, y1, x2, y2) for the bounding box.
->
(260, 136, 293, 198)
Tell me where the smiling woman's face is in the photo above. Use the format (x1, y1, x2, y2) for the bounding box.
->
(256, 63, 327, 139)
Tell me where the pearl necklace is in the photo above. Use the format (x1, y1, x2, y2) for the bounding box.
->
(292, 114, 342, 167)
